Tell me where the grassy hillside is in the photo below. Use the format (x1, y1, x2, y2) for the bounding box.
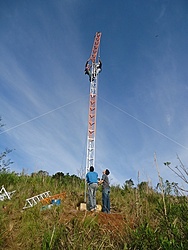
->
(0, 171, 188, 250)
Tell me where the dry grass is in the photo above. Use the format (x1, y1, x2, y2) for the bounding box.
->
(0, 172, 188, 249)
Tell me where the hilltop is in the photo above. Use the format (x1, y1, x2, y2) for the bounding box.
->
(0, 171, 188, 249)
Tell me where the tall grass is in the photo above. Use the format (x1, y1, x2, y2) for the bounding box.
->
(0, 171, 188, 249)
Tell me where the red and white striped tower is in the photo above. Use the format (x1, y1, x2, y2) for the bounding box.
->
(84, 32, 102, 202)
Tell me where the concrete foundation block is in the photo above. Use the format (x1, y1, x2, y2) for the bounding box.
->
(79, 203, 102, 212)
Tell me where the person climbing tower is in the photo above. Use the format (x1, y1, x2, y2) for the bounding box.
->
(96, 59, 102, 74)
(84, 60, 92, 82)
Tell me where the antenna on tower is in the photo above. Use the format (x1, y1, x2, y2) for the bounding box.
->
(84, 32, 102, 203)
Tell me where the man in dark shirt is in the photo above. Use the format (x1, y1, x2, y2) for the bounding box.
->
(100, 169, 110, 213)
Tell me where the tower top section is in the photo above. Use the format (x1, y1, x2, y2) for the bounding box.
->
(88, 32, 102, 63)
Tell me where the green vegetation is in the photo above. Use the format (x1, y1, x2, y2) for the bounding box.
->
(0, 170, 188, 250)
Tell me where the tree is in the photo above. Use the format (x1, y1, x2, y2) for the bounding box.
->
(0, 148, 14, 172)
(37, 170, 49, 176)
(156, 179, 180, 196)
(122, 178, 134, 190)
(0, 116, 14, 172)
(164, 156, 188, 194)
(52, 172, 65, 181)
(138, 181, 150, 193)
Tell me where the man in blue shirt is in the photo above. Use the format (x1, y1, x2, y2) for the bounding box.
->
(86, 166, 98, 211)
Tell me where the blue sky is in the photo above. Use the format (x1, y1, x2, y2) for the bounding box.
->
(0, 0, 188, 188)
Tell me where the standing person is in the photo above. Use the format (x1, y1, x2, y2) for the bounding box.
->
(86, 166, 98, 211)
(100, 169, 110, 213)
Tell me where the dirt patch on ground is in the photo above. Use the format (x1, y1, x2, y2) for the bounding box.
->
(97, 213, 125, 232)
(59, 209, 126, 235)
